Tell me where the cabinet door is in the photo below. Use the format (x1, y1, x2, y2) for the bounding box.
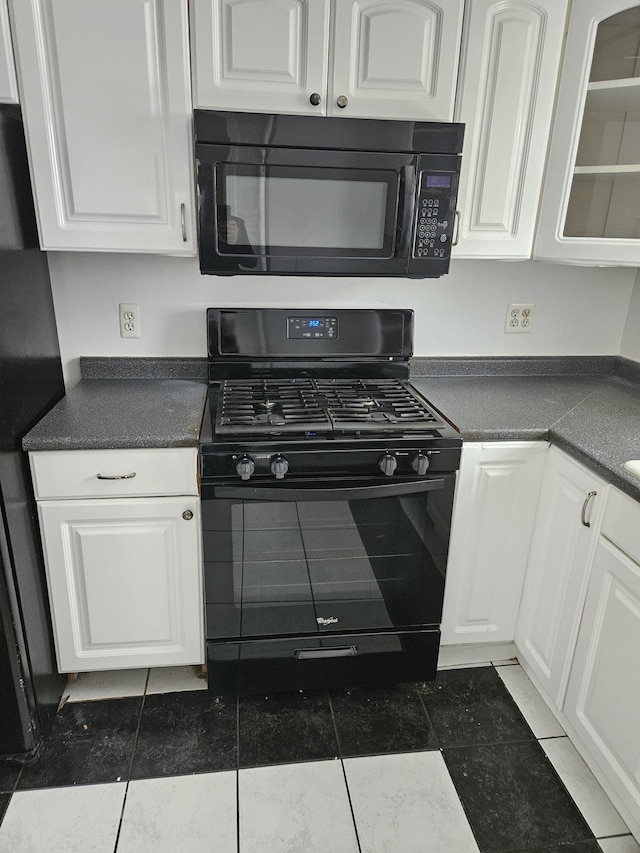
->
(441, 441, 548, 646)
(0, 0, 18, 104)
(453, 0, 568, 259)
(564, 536, 640, 829)
(515, 447, 607, 709)
(38, 497, 203, 672)
(535, 1, 640, 266)
(190, 0, 331, 115)
(9, 0, 196, 253)
(329, 0, 464, 120)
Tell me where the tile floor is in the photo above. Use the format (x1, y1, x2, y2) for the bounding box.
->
(0, 662, 638, 853)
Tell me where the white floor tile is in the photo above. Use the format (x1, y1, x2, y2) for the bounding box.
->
(145, 666, 207, 695)
(344, 751, 480, 853)
(599, 837, 640, 853)
(541, 737, 629, 838)
(239, 759, 358, 853)
(116, 772, 237, 853)
(62, 669, 148, 703)
(496, 663, 565, 738)
(0, 783, 125, 853)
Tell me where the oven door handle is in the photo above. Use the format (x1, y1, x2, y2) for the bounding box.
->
(213, 479, 445, 502)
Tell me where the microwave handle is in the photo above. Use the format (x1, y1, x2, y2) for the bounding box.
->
(214, 478, 445, 502)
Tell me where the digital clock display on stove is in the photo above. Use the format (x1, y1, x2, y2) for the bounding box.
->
(287, 317, 338, 339)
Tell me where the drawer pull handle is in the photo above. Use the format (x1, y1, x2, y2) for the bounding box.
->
(96, 472, 137, 480)
(295, 646, 358, 660)
(581, 490, 597, 527)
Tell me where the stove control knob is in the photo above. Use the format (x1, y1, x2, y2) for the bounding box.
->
(270, 455, 289, 480)
(378, 453, 398, 477)
(236, 456, 255, 481)
(411, 452, 430, 476)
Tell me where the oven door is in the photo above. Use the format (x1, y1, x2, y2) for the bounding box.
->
(202, 475, 455, 641)
(202, 475, 455, 693)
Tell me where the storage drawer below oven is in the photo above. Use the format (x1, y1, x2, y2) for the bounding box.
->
(207, 629, 440, 695)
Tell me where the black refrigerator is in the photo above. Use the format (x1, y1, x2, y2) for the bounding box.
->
(0, 104, 66, 761)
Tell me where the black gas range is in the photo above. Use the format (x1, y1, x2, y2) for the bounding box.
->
(199, 308, 462, 695)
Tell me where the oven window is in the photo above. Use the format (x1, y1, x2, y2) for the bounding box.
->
(203, 481, 454, 640)
(215, 165, 398, 258)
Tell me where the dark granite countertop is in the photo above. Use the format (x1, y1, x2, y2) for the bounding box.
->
(22, 379, 208, 451)
(411, 371, 640, 503)
(21, 356, 640, 503)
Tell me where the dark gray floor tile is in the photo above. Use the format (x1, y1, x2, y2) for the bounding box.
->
(17, 697, 142, 790)
(0, 762, 20, 793)
(239, 690, 338, 767)
(444, 740, 595, 852)
(330, 683, 439, 757)
(131, 691, 236, 779)
(418, 666, 534, 747)
(0, 792, 10, 825)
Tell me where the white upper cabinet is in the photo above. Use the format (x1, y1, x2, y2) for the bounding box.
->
(0, 0, 18, 104)
(190, 0, 331, 116)
(453, 0, 569, 258)
(535, 1, 640, 265)
(191, 0, 464, 121)
(9, 0, 196, 254)
(329, 0, 463, 120)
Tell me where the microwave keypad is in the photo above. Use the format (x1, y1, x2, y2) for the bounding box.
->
(413, 174, 454, 260)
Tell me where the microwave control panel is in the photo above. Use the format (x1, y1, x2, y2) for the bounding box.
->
(412, 172, 456, 260)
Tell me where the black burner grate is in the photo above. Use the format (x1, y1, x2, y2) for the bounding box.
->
(215, 378, 443, 435)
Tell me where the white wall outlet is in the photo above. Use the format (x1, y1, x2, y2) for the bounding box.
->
(505, 303, 535, 334)
(119, 303, 141, 339)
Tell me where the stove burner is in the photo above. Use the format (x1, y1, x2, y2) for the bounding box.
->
(214, 378, 444, 435)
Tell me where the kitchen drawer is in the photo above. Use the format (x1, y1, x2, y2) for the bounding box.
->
(602, 487, 640, 565)
(207, 629, 440, 695)
(30, 448, 199, 499)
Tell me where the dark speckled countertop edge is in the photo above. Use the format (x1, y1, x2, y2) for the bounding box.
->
(31, 356, 640, 503)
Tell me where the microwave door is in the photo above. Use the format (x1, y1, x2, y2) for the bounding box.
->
(197, 146, 418, 276)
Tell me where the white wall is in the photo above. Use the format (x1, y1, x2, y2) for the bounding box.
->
(47, 252, 636, 385)
(620, 272, 640, 363)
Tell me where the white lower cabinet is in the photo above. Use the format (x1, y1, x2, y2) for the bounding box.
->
(564, 488, 640, 832)
(515, 447, 608, 708)
(441, 441, 548, 646)
(32, 450, 203, 672)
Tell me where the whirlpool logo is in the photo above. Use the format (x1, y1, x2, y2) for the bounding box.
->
(316, 616, 338, 626)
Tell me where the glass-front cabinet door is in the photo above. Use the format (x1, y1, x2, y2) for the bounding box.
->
(535, 1, 640, 265)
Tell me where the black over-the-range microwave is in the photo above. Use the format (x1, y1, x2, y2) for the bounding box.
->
(194, 110, 464, 278)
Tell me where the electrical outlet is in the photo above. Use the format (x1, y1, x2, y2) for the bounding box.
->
(505, 303, 535, 334)
(119, 303, 141, 339)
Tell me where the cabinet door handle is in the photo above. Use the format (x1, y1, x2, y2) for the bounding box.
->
(96, 472, 137, 480)
(452, 210, 461, 246)
(309, 92, 321, 106)
(180, 203, 187, 242)
(581, 491, 597, 527)
(336, 95, 348, 108)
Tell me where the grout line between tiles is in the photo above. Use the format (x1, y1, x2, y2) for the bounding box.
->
(236, 693, 240, 852)
(338, 758, 362, 853)
(112, 682, 150, 853)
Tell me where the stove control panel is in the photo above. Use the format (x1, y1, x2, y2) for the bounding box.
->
(287, 316, 337, 340)
(212, 447, 458, 482)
